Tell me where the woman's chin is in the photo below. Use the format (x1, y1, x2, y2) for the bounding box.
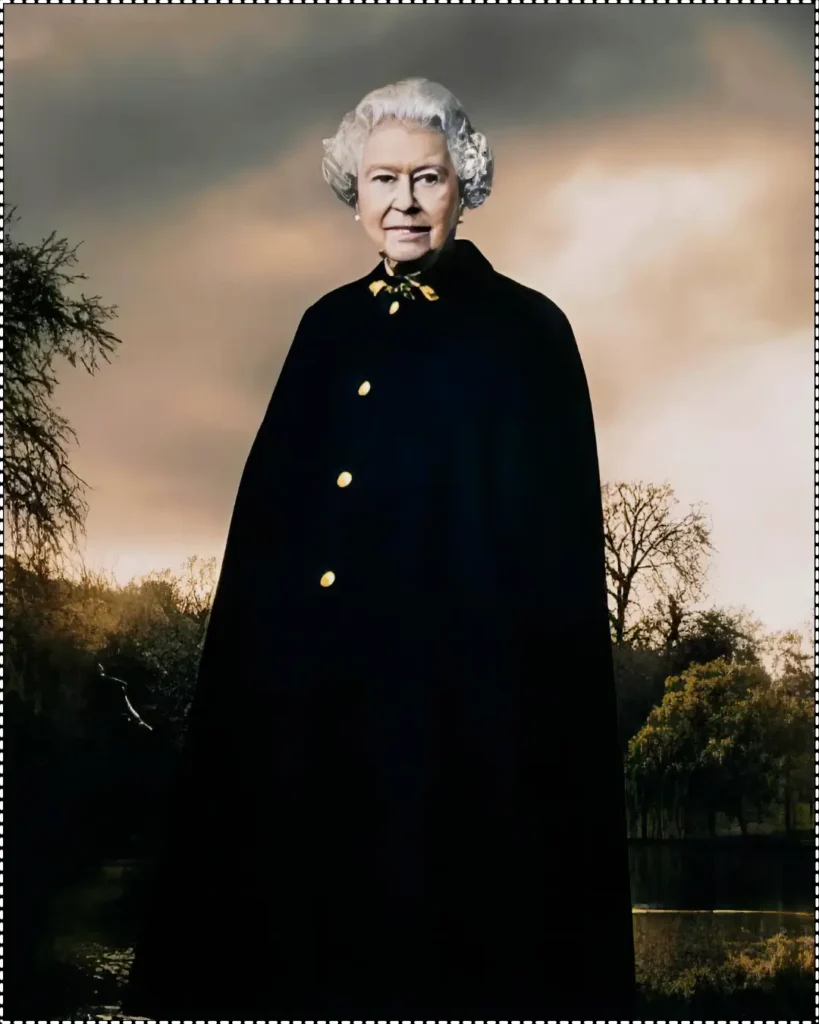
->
(383, 236, 432, 262)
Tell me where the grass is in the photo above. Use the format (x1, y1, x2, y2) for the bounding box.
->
(634, 911, 814, 1015)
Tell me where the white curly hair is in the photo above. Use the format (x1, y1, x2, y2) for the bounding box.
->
(322, 78, 494, 211)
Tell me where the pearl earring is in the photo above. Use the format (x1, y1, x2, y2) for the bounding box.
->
(354, 212, 360, 221)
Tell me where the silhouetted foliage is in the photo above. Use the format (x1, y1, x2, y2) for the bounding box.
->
(4, 208, 121, 571)
(613, 607, 766, 746)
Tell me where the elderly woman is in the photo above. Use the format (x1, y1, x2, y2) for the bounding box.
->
(125, 78, 635, 1019)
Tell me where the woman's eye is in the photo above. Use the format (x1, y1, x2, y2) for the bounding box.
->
(373, 174, 394, 183)
(415, 174, 439, 185)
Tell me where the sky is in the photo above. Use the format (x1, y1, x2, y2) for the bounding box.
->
(6, 5, 814, 637)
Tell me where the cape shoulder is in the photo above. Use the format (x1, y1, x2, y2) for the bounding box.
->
(303, 266, 576, 338)
(302, 271, 374, 320)
(492, 271, 576, 346)
(487, 271, 586, 394)
(294, 265, 583, 385)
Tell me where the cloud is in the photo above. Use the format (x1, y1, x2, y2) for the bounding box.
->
(51, 135, 382, 555)
(7, 4, 810, 236)
(599, 334, 813, 633)
(468, 18, 812, 424)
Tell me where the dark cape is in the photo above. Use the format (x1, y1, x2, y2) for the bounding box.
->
(124, 239, 635, 1019)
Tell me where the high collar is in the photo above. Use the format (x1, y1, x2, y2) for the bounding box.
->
(365, 238, 494, 300)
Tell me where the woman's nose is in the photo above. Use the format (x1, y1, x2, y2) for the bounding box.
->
(395, 176, 417, 210)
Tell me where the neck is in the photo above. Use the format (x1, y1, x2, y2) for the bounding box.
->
(381, 232, 457, 277)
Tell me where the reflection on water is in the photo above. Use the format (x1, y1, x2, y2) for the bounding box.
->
(629, 839, 813, 912)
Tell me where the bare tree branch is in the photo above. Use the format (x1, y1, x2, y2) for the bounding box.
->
(4, 207, 122, 571)
(603, 481, 715, 645)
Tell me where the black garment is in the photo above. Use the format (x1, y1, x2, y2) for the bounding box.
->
(124, 239, 635, 1018)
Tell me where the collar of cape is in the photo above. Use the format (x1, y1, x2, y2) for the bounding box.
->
(365, 238, 495, 314)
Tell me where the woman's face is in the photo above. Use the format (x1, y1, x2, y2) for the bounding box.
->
(356, 120, 461, 263)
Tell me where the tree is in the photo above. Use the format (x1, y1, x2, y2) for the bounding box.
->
(628, 659, 766, 837)
(603, 481, 714, 645)
(763, 626, 815, 831)
(96, 556, 218, 742)
(613, 605, 766, 752)
(637, 605, 764, 679)
(611, 642, 668, 746)
(673, 608, 762, 670)
(5, 208, 121, 571)
(7, 551, 217, 742)
(626, 657, 811, 838)
(764, 626, 814, 697)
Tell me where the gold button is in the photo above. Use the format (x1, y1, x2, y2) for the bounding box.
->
(337, 471, 353, 488)
(320, 570, 335, 588)
(358, 380, 371, 396)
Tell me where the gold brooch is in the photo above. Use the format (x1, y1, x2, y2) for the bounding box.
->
(368, 272, 439, 314)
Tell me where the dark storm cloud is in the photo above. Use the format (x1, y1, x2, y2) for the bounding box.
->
(7, 4, 810, 236)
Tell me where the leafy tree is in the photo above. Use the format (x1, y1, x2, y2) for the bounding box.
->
(611, 642, 667, 746)
(765, 626, 813, 698)
(603, 482, 713, 645)
(635, 602, 762, 665)
(6, 552, 216, 742)
(763, 625, 814, 830)
(5, 556, 97, 720)
(5, 209, 121, 571)
(95, 556, 217, 742)
(669, 608, 763, 672)
(630, 605, 763, 691)
(765, 687, 813, 833)
(626, 657, 811, 838)
(613, 606, 767, 753)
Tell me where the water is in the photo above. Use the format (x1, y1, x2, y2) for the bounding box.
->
(628, 838, 814, 912)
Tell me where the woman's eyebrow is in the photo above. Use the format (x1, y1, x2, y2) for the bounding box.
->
(363, 163, 449, 175)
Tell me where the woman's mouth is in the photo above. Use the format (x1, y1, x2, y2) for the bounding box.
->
(386, 227, 430, 236)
